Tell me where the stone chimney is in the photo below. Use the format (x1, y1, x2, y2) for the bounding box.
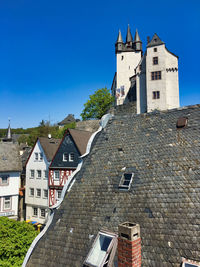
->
(118, 222, 141, 267)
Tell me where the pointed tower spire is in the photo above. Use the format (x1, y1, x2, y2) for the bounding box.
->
(116, 30, 123, 43)
(7, 119, 12, 140)
(126, 24, 133, 43)
(115, 29, 124, 53)
(133, 29, 142, 51)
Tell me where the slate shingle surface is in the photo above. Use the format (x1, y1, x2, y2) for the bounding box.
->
(0, 143, 22, 172)
(27, 104, 200, 267)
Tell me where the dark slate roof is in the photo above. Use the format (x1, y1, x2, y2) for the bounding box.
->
(38, 137, 61, 162)
(126, 24, 133, 43)
(58, 114, 76, 126)
(27, 104, 200, 266)
(75, 120, 100, 133)
(68, 129, 92, 155)
(0, 143, 22, 172)
(147, 33, 165, 47)
(116, 30, 123, 43)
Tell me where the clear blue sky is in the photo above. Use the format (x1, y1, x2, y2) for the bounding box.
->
(0, 0, 199, 128)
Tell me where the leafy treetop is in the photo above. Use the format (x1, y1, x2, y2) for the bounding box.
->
(80, 88, 114, 120)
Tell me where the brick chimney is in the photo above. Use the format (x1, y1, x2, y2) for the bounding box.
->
(118, 222, 141, 267)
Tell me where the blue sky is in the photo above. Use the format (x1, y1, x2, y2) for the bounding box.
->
(0, 0, 199, 128)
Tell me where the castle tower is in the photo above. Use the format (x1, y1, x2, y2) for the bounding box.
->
(114, 26, 143, 105)
(3, 119, 12, 142)
(133, 29, 142, 51)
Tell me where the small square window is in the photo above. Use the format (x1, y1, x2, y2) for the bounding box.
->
(152, 91, 160, 99)
(35, 153, 38, 161)
(119, 173, 134, 190)
(37, 170, 42, 179)
(30, 170, 35, 178)
(69, 153, 74, 162)
(4, 197, 11, 210)
(40, 208, 45, 218)
(30, 188, 34, 196)
(84, 230, 117, 267)
(54, 171, 60, 180)
(40, 153, 43, 161)
(36, 189, 41, 197)
(63, 153, 68, 161)
(33, 207, 38, 216)
(153, 57, 158, 65)
(57, 190, 62, 199)
(1, 175, 9, 185)
(154, 47, 157, 52)
(43, 189, 48, 198)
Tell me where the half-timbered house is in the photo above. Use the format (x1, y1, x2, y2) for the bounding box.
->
(48, 129, 92, 206)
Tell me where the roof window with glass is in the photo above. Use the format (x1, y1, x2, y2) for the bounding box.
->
(118, 173, 134, 190)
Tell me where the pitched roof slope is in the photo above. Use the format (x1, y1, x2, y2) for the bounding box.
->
(38, 137, 61, 162)
(68, 129, 92, 155)
(27, 104, 200, 266)
(58, 114, 76, 126)
(0, 143, 22, 172)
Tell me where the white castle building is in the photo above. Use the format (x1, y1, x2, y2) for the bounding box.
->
(111, 25, 180, 113)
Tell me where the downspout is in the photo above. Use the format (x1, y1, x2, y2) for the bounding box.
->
(22, 113, 113, 267)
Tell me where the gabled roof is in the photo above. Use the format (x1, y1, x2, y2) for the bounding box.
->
(68, 129, 92, 155)
(58, 114, 76, 126)
(27, 104, 200, 266)
(0, 143, 22, 172)
(147, 33, 165, 47)
(38, 137, 61, 162)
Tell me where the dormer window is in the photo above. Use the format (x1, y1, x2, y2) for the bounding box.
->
(84, 230, 117, 267)
(69, 153, 74, 162)
(63, 153, 68, 161)
(119, 173, 134, 190)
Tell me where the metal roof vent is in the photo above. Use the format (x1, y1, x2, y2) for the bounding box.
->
(176, 117, 188, 129)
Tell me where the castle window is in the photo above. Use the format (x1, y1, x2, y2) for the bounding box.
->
(121, 55, 124, 60)
(153, 57, 158, 65)
(153, 91, 160, 99)
(151, 71, 161, 80)
(119, 173, 134, 190)
(154, 48, 157, 52)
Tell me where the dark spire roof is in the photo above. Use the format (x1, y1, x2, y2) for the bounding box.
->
(126, 24, 133, 43)
(147, 33, 165, 47)
(7, 120, 12, 140)
(134, 29, 142, 43)
(116, 30, 123, 43)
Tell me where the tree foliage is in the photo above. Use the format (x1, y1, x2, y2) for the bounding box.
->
(0, 217, 38, 266)
(81, 88, 114, 120)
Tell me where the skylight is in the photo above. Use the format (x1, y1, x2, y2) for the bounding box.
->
(118, 173, 134, 190)
(84, 230, 117, 267)
(183, 263, 200, 267)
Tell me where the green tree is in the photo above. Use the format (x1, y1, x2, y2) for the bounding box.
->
(81, 88, 114, 120)
(0, 217, 38, 266)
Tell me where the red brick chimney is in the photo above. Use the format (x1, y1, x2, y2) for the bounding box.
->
(118, 222, 141, 267)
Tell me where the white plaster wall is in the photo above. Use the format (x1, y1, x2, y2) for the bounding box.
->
(116, 51, 141, 105)
(146, 44, 167, 112)
(26, 204, 48, 224)
(25, 140, 49, 222)
(165, 48, 179, 109)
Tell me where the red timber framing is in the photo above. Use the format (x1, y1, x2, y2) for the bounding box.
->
(48, 168, 74, 207)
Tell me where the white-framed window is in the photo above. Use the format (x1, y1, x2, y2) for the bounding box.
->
(182, 262, 200, 267)
(44, 170, 48, 179)
(63, 153, 68, 161)
(119, 173, 134, 190)
(40, 153, 43, 161)
(43, 189, 48, 198)
(69, 153, 74, 162)
(35, 153, 38, 161)
(1, 175, 9, 185)
(36, 189, 41, 197)
(4, 196, 11, 210)
(54, 171, 60, 180)
(57, 190, 62, 199)
(40, 208, 45, 218)
(30, 188, 34, 196)
(84, 230, 118, 267)
(30, 170, 35, 178)
(33, 207, 38, 216)
(37, 170, 42, 179)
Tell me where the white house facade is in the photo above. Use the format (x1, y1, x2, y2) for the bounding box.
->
(25, 137, 60, 224)
(0, 143, 22, 220)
